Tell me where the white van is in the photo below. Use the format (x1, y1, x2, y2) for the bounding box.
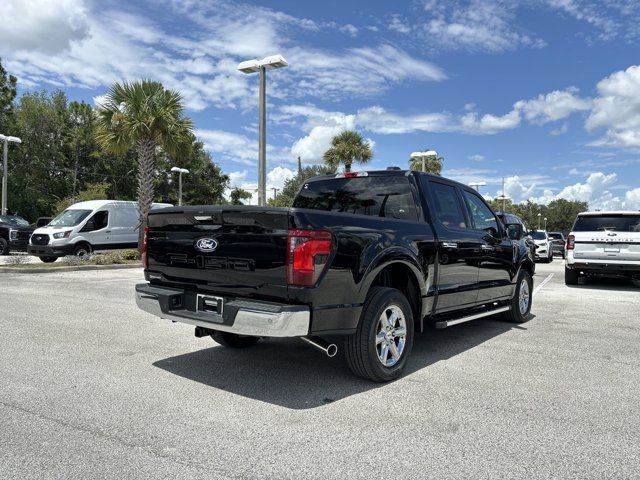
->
(28, 200, 172, 263)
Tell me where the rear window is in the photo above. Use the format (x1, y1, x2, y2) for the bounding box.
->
(548, 233, 563, 240)
(531, 231, 547, 240)
(293, 176, 418, 221)
(573, 215, 640, 232)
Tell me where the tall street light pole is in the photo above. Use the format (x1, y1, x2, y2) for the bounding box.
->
(409, 150, 438, 172)
(537, 213, 542, 230)
(544, 217, 548, 230)
(0, 134, 22, 215)
(238, 55, 288, 206)
(170, 167, 189, 206)
(469, 181, 487, 193)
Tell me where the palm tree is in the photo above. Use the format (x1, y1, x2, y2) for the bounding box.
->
(95, 80, 193, 245)
(323, 130, 373, 173)
(409, 150, 444, 175)
(230, 187, 252, 205)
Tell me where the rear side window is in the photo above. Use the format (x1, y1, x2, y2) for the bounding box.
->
(428, 181, 468, 229)
(293, 176, 418, 221)
(573, 215, 640, 232)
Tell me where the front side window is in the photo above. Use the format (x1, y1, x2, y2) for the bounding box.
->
(82, 211, 109, 232)
(428, 181, 468, 229)
(49, 209, 92, 227)
(462, 190, 499, 235)
(293, 176, 418, 221)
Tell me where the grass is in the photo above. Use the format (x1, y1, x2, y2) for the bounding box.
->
(0, 250, 141, 269)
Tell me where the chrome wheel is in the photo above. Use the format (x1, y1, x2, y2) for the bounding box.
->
(375, 304, 407, 367)
(518, 278, 530, 315)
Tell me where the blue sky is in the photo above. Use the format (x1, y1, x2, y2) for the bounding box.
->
(2, 0, 640, 208)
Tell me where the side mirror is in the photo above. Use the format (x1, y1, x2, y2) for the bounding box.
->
(506, 223, 524, 240)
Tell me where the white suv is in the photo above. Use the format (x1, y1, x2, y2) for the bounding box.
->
(530, 230, 553, 263)
(565, 211, 640, 285)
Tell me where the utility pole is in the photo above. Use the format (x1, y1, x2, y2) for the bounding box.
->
(502, 177, 506, 211)
(272, 187, 279, 200)
(297, 156, 302, 176)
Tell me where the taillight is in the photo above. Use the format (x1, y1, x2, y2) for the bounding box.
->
(566, 234, 575, 250)
(141, 226, 149, 269)
(335, 171, 368, 178)
(286, 230, 333, 286)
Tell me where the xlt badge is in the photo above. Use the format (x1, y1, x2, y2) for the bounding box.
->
(195, 237, 218, 252)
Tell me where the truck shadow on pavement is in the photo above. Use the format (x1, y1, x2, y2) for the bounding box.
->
(153, 318, 525, 410)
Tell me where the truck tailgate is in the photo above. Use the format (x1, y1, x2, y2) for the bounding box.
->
(146, 206, 290, 293)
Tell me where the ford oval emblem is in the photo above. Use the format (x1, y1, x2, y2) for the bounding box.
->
(195, 237, 218, 252)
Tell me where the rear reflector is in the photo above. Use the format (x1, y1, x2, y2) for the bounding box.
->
(286, 229, 332, 286)
(141, 226, 149, 269)
(566, 234, 575, 250)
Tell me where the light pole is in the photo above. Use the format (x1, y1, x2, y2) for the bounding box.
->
(409, 150, 438, 172)
(469, 181, 487, 193)
(537, 213, 542, 230)
(0, 134, 22, 215)
(544, 217, 547, 230)
(238, 54, 288, 206)
(496, 194, 511, 212)
(170, 167, 189, 206)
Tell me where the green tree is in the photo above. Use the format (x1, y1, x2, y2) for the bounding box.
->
(409, 150, 444, 175)
(0, 59, 17, 132)
(268, 165, 332, 207)
(230, 187, 252, 205)
(323, 130, 372, 173)
(54, 182, 111, 212)
(95, 80, 194, 244)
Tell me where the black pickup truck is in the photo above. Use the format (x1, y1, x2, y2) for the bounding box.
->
(0, 215, 34, 255)
(136, 170, 534, 381)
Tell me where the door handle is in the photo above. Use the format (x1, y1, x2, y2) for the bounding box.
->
(105, 230, 111, 233)
(481, 244, 495, 251)
(442, 242, 458, 248)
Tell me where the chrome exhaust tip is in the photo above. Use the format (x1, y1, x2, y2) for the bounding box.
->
(301, 336, 338, 357)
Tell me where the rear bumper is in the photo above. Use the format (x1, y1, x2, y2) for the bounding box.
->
(135, 283, 311, 337)
(566, 261, 640, 275)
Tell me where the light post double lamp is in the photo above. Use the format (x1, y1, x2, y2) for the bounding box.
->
(409, 150, 438, 173)
(237, 55, 288, 207)
(0, 134, 22, 216)
(170, 167, 189, 206)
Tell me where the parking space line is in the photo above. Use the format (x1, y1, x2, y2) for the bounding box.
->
(533, 274, 554, 296)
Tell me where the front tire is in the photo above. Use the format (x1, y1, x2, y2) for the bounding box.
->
(565, 267, 579, 285)
(502, 270, 533, 323)
(211, 331, 260, 348)
(0, 238, 9, 255)
(73, 243, 92, 258)
(345, 287, 414, 382)
(39, 256, 57, 263)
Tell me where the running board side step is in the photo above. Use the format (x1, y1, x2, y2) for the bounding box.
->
(435, 306, 510, 329)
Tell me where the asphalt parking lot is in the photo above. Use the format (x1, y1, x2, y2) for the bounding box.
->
(1, 260, 639, 479)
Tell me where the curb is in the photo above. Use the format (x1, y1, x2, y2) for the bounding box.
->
(0, 263, 142, 274)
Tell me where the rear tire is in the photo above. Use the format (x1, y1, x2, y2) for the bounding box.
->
(0, 238, 9, 255)
(565, 267, 579, 285)
(39, 256, 57, 263)
(502, 270, 533, 323)
(211, 331, 260, 348)
(345, 287, 414, 382)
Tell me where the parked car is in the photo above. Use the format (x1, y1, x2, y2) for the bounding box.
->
(530, 230, 553, 263)
(548, 231, 565, 258)
(0, 214, 34, 255)
(496, 211, 536, 274)
(565, 211, 640, 285)
(28, 200, 172, 263)
(135, 170, 535, 382)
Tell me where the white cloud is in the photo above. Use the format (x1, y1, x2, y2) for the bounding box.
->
(418, 0, 545, 53)
(514, 87, 592, 125)
(197, 129, 256, 165)
(267, 166, 296, 190)
(469, 154, 485, 162)
(550, 123, 569, 136)
(228, 170, 248, 186)
(339, 24, 359, 36)
(290, 112, 357, 163)
(624, 188, 640, 209)
(389, 15, 412, 34)
(586, 65, 640, 149)
(460, 109, 521, 134)
(356, 106, 452, 134)
(0, 0, 90, 54)
(503, 176, 538, 203)
(554, 172, 617, 203)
